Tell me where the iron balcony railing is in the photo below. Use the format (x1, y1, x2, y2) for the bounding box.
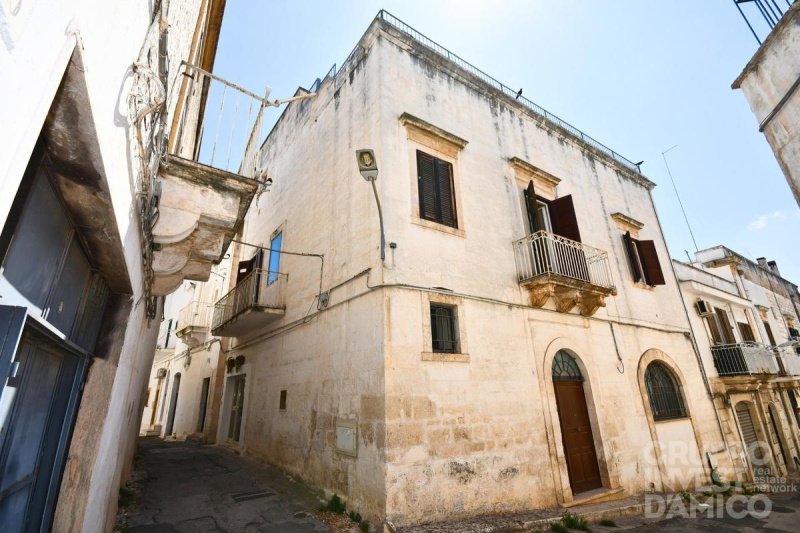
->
(176, 301, 213, 334)
(373, 10, 641, 174)
(711, 342, 780, 376)
(513, 231, 615, 291)
(212, 269, 287, 331)
(172, 62, 270, 178)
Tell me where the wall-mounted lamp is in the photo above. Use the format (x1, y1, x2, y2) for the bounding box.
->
(356, 149, 385, 260)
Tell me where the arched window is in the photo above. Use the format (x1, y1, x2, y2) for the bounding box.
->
(644, 362, 687, 420)
(552, 350, 583, 381)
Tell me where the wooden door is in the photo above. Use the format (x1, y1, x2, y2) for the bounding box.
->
(736, 402, 769, 478)
(227, 375, 246, 442)
(554, 380, 603, 494)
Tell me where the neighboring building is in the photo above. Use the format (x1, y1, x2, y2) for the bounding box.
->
(139, 259, 229, 441)
(732, 1, 800, 206)
(204, 11, 735, 527)
(0, 0, 261, 530)
(674, 249, 800, 485)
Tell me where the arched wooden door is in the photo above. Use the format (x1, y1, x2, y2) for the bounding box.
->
(552, 351, 602, 494)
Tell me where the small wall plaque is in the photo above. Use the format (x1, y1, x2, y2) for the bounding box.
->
(335, 418, 357, 456)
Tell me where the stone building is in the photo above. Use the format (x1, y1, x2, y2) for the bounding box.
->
(674, 248, 800, 485)
(0, 0, 261, 530)
(203, 11, 736, 527)
(733, 1, 800, 206)
(139, 259, 229, 442)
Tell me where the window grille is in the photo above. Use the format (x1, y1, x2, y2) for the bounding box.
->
(645, 362, 687, 420)
(552, 350, 582, 380)
(430, 304, 458, 353)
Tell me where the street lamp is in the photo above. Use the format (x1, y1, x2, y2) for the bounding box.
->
(356, 149, 385, 261)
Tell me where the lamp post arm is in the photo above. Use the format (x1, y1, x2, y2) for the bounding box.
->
(369, 179, 386, 261)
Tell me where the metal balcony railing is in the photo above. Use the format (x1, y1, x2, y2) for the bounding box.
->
(513, 231, 615, 291)
(212, 269, 287, 331)
(171, 62, 270, 178)
(176, 301, 213, 334)
(711, 342, 780, 376)
(374, 10, 642, 175)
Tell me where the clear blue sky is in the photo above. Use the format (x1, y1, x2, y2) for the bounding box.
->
(213, 0, 800, 283)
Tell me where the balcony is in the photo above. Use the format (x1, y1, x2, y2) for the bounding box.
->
(175, 301, 213, 347)
(513, 231, 616, 316)
(711, 343, 780, 377)
(212, 270, 287, 337)
(149, 63, 267, 295)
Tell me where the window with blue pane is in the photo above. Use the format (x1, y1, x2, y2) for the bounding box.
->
(268, 232, 282, 283)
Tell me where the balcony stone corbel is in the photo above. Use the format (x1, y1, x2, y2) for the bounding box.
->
(529, 284, 554, 308)
(149, 155, 259, 296)
(553, 286, 580, 313)
(578, 292, 607, 317)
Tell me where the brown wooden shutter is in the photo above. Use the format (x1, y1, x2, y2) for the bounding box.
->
(622, 232, 643, 283)
(635, 239, 665, 286)
(236, 256, 256, 283)
(435, 158, 457, 228)
(705, 315, 723, 345)
(764, 321, 776, 345)
(549, 195, 581, 242)
(714, 308, 735, 344)
(523, 180, 538, 233)
(417, 150, 437, 221)
(738, 322, 756, 342)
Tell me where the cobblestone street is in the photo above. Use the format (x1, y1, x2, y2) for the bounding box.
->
(117, 438, 328, 533)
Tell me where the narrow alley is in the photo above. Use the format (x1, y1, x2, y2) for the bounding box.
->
(118, 439, 328, 533)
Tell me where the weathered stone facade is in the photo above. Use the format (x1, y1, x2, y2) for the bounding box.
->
(733, 2, 800, 207)
(0, 1, 230, 530)
(675, 248, 800, 487)
(205, 14, 736, 527)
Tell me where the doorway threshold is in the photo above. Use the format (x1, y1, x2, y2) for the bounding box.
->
(562, 487, 625, 508)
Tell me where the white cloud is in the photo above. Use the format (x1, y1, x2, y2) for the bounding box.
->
(747, 210, 787, 231)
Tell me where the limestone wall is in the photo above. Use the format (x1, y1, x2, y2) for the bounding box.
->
(734, 3, 800, 206)
(236, 18, 731, 527)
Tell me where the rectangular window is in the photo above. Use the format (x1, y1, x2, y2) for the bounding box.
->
(279, 389, 287, 411)
(430, 304, 458, 353)
(417, 150, 457, 228)
(622, 232, 665, 286)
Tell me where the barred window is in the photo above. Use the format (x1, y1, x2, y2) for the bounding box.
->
(430, 304, 458, 353)
(645, 362, 687, 421)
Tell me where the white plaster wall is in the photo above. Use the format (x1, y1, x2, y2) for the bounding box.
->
(0, 1, 211, 530)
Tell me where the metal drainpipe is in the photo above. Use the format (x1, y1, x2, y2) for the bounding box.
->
(646, 190, 729, 455)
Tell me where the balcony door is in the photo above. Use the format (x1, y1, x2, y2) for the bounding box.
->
(235, 250, 264, 312)
(523, 181, 589, 282)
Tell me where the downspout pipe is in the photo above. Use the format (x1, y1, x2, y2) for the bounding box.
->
(647, 190, 729, 453)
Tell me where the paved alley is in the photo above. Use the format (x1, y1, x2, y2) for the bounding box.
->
(119, 438, 329, 533)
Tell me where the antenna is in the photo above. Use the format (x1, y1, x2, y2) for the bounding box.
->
(662, 145, 699, 253)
